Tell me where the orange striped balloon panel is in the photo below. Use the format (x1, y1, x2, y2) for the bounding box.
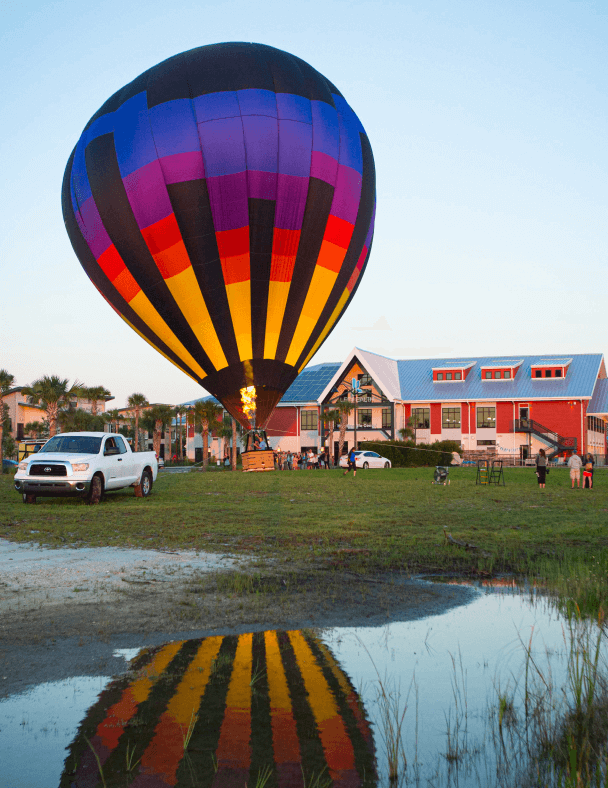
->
(62, 43, 375, 430)
(60, 631, 376, 787)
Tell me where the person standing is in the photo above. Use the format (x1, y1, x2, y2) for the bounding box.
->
(567, 452, 582, 488)
(535, 448, 547, 489)
(343, 447, 357, 477)
(583, 453, 595, 489)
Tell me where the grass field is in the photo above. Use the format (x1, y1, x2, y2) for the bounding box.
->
(2, 465, 607, 614)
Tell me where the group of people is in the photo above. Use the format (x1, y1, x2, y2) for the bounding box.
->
(535, 449, 595, 489)
(273, 449, 333, 470)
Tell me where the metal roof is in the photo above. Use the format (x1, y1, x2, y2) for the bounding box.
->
(397, 354, 603, 402)
(587, 378, 608, 415)
(281, 362, 341, 403)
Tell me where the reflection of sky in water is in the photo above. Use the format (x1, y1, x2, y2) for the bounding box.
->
(0, 586, 601, 788)
(0, 676, 111, 788)
(323, 588, 572, 785)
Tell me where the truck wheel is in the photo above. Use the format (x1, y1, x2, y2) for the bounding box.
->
(22, 493, 36, 504)
(86, 474, 103, 505)
(134, 470, 153, 498)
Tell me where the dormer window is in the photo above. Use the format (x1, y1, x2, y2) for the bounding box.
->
(531, 359, 571, 380)
(433, 361, 475, 382)
(481, 360, 523, 381)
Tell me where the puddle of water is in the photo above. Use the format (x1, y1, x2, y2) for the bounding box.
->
(0, 676, 111, 788)
(1, 582, 605, 787)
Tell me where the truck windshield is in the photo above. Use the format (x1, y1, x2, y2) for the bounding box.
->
(39, 436, 102, 454)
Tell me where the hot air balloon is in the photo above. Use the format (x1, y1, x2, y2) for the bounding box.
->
(60, 631, 377, 787)
(62, 43, 376, 431)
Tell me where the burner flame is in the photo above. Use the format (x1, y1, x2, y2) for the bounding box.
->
(240, 385, 257, 427)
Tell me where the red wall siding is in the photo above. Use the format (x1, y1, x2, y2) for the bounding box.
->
(266, 406, 298, 437)
(469, 404, 477, 434)
(430, 403, 442, 435)
(496, 402, 513, 433)
(526, 400, 583, 451)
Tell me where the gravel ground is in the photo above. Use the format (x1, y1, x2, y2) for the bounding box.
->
(0, 538, 475, 698)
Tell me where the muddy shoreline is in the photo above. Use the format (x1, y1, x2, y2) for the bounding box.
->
(0, 539, 475, 698)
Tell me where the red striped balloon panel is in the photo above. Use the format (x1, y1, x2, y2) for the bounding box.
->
(59, 631, 377, 787)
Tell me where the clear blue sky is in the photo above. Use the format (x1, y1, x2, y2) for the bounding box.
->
(2, 0, 606, 408)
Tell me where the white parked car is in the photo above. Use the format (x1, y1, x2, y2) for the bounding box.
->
(339, 450, 392, 469)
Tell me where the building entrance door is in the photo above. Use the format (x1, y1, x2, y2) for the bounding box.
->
(520, 445, 530, 464)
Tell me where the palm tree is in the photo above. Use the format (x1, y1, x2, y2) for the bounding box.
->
(142, 405, 174, 460)
(127, 393, 149, 452)
(77, 385, 112, 416)
(399, 416, 416, 443)
(104, 408, 123, 435)
(231, 416, 239, 470)
(190, 399, 223, 471)
(173, 405, 188, 461)
(218, 414, 233, 468)
(25, 421, 47, 439)
(336, 400, 355, 461)
(21, 376, 81, 437)
(321, 407, 340, 468)
(0, 369, 15, 468)
(59, 406, 105, 433)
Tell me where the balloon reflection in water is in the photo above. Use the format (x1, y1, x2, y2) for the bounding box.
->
(62, 43, 376, 431)
(60, 630, 376, 787)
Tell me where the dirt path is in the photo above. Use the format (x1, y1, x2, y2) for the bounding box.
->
(0, 538, 475, 698)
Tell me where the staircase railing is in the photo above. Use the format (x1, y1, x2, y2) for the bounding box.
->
(512, 419, 577, 457)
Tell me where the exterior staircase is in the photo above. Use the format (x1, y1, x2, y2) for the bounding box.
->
(512, 419, 577, 460)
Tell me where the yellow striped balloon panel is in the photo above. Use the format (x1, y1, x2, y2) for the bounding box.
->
(62, 43, 376, 430)
(60, 631, 376, 787)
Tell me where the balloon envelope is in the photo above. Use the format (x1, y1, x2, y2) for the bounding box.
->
(62, 43, 376, 428)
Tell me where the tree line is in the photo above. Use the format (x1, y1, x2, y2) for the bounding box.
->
(0, 371, 242, 472)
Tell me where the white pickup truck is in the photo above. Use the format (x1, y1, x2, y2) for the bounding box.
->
(14, 432, 158, 505)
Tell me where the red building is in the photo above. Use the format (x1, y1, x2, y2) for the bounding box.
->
(264, 348, 608, 463)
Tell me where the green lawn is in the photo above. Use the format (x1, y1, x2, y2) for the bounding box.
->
(2, 466, 607, 585)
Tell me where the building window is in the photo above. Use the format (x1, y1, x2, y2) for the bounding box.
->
(358, 409, 372, 427)
(411, 408, 430, 429)
(437, 373, 443, 381)
(504, 370, 511, 379)
(535, 370, 542, 378)
(301, 410, 318, 430)
(587, 416, 606, 434)
(555, 369, 562, 377)
(455, 372, 462, 380)
(494, 371, 501, 379)
(477, 439, 496, 446)
(382, 408, 392, 429)
(359, 374, 372, 386)
(545, 369, 552, 377)
(442, 407, 461, 429)
(477, 407, 496, 429)
(484, 371, 492, 379)
(446, 373, 452, 381)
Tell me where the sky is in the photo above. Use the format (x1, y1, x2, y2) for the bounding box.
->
(2, 0, 606, 409)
